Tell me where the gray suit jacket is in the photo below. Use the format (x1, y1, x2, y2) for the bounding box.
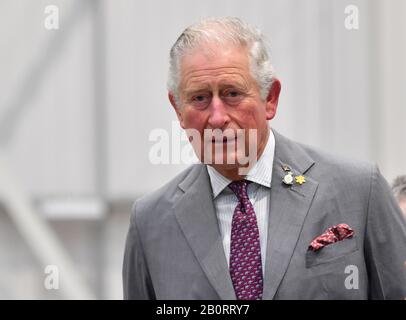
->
(123, 130, 406, 299)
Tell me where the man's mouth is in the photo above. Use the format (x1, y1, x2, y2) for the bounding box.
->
(211, 136, 237, 144)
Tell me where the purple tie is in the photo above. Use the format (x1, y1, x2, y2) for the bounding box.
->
(228, 180, 263, 300)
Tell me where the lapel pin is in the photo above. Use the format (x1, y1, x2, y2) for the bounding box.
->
(283, 172, 294, 185)
(281, 164, 291, 172)
(295, 175, 306, 185)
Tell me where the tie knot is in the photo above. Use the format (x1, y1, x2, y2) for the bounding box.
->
(228, 180, 251, 199)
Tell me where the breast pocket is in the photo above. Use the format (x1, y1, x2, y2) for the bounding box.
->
(305, 236, 359, 268)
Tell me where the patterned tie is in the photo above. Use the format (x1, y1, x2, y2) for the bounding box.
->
(228, 180, 263, 300)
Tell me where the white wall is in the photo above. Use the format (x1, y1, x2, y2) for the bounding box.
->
(1, 0, 405, 200)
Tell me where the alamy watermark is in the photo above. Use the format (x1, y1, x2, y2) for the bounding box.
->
(44, 265, 59, 290)
(44, 5, 59, 30)
(344, 5, 359, 30)
(149, 121, 259, 175)
(344, 264, 359, 290)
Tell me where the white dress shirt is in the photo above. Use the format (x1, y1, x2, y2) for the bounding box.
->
(207, 130, 275, 272)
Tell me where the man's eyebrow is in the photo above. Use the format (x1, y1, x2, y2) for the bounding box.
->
(184, 85, 211, 94)
(219, 81, 249, 92)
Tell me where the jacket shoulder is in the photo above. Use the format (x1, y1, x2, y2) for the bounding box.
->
(295, 140, 377, 206)
(300, 141, 375, 177)
(131, 164, 203, 224)
(273, 130, 375, 180)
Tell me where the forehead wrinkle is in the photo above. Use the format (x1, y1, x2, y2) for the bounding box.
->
(182, 68, 250, 91)
(182, 65, 246, 80)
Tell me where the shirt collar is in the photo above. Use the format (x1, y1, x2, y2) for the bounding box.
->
(207, 129, 275, 198)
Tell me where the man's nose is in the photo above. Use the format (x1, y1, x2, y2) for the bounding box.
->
(207, 96, 230, 129)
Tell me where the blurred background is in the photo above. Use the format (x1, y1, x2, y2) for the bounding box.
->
(0, 0, 405, 299)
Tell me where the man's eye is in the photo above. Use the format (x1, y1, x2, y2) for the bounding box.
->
(190, 94, 211, 108)
(223, 90, 244, 105)
(227, 91, 240, 97)
(194, 95, 207, 101)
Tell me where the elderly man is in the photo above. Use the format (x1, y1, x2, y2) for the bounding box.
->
(123, 17, 406, 300)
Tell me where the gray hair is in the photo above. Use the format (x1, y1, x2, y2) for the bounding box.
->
(167, 17, 275, 104)
(392, 175, 406, 201)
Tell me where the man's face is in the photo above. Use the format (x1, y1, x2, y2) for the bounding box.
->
(169, 44, 280, 178)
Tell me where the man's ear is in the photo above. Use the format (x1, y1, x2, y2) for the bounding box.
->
(265, 78, 281, 121)
(168, 92, 185, 128)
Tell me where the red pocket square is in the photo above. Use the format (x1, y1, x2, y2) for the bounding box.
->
(308, 223, 354, 252)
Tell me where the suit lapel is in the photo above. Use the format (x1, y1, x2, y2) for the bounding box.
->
(262, 131, 319, 299)
(173, 164, 236, 300)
